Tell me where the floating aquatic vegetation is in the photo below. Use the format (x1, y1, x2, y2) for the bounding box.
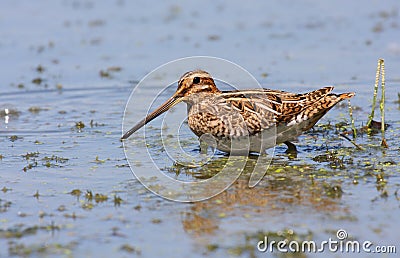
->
(120, 244, 141, 255)
(21, 152, 69, 171)
(94, 193, 108, 203)
(33, 190, 40, 199)
(99, 66, 122, 78)
(113, 195, 123, 206)
(31, 77, 44, 85)
(1, 187, 11, 193)
(69, 189, 82, 197)
(42, 155, 69, 167)
(28, 106, 49, 114)
(9, 135, 20, 142)
(0, 198, 12, 213)
(85, 190, 93, 201)
(75, 121, 85, 129)
(22, 152, 40, 160)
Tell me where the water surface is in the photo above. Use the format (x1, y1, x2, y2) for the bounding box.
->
(1, 1, 400, 257)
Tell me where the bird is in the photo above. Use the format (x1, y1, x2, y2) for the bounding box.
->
(121, 70, 354, 155)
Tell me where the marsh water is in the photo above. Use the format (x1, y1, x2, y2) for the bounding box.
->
(1, 1, 400, 257)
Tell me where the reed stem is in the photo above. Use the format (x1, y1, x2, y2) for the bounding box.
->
(379, 59, 388, 147)
(348, 99, 357, 138)
(366, 59, 381, 128)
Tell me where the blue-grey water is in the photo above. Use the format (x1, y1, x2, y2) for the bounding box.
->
(1, 1, 400, 257)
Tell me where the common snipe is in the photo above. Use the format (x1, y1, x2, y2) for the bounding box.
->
(122, 70, 354, 154)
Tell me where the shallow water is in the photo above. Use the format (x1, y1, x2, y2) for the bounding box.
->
(1, 1, 400, 257)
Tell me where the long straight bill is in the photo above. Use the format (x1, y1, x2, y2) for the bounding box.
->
(121, 96, 182, 140)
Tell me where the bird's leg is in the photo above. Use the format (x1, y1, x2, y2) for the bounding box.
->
(284, 141, 297, 154)
(199, 134, 217, 155)
(199, 139, 209, 154)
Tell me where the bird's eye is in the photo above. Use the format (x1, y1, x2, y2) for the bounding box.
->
(193, 77, 200, 84)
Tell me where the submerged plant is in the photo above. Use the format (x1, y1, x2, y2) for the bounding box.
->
(366, 58, 387, 147)
(343, 58, 388, 149)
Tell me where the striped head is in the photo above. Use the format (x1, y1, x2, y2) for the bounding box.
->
(175, 70, 221, 97)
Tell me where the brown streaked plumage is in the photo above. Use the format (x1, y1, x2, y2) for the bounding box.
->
(122, 70, 355, 154)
